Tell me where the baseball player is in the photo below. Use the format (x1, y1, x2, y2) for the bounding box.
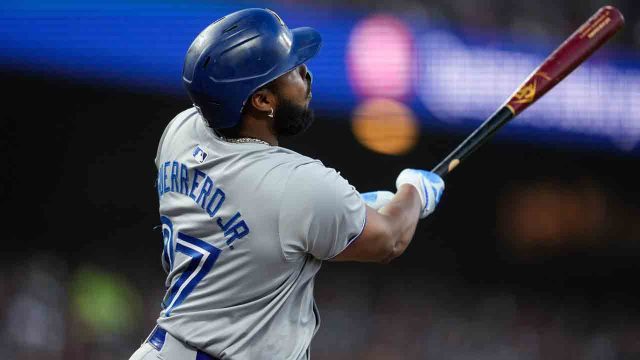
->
(129, 8, 444, 360)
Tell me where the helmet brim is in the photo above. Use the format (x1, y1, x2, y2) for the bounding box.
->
(287, 27, 322, 68)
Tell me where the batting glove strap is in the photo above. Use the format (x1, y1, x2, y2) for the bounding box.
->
(395, 169, 445, 218)
(360, 190, 395, 210)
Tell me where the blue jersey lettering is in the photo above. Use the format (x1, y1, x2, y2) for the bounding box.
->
(158, 160, 250, 247)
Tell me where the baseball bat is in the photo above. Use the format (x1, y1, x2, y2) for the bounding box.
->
(432, 6, 624, 178)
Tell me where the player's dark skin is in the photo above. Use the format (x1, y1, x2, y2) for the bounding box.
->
(238, 64, 423, 263)
(239, 64, 312, 146)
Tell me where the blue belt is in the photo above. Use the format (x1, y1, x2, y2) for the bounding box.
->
(147, 326, 219, 360)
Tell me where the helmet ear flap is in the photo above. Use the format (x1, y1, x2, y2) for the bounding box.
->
(199, 101, 223, 128)
(188, 91, 222, 126)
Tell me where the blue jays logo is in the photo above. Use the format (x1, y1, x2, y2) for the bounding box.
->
(192, 145, 208, 163)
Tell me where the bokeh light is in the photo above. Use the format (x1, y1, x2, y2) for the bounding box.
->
(497, 180, 608, 258)
(351, 98, 419, 155)
(71, 266, 142, 336)
(347, 15, 414, 100)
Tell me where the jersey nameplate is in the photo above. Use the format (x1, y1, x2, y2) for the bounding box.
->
(157, 160, 250, 248)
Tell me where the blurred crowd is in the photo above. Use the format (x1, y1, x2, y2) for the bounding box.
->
(2, 253, 640, 360)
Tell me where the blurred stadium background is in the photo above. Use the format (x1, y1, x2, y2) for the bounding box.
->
(2, 0, 640, 359)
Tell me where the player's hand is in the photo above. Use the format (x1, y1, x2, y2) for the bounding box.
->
(360, 191, 394, 210)
(395, 169, 445, 218)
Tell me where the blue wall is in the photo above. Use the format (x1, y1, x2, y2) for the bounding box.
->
(2, 0, 639, 153)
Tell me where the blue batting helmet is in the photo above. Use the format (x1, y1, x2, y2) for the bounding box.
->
(182, 8, 322, 129)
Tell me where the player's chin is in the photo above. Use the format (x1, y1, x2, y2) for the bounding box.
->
(283, 110, 315, 137)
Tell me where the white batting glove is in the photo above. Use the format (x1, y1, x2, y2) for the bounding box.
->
(360, 191, 395, 210)
(396, 169, 445, 218)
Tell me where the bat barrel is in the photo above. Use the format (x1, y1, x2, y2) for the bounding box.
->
(505, 6, 625, 116)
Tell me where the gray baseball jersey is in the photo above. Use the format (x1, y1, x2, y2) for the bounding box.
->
(153, 108, 367, 359)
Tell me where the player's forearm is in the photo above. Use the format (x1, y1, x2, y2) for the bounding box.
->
(377, 184, 422, 262)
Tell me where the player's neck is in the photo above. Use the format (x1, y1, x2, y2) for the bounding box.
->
(238, 115, 278, 146)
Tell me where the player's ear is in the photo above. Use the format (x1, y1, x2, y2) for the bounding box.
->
(249, 88, 277, 113)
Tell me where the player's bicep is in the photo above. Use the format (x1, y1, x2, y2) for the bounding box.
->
(330, 206, 394, 263)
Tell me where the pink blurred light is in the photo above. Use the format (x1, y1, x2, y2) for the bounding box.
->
(347, 15, 414, 100)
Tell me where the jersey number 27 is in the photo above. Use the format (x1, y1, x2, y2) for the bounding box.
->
(160, 215, 222, 316)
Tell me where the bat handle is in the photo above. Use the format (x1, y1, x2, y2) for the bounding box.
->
(431, 107, 515, 178)
(431, 158, 455, 178)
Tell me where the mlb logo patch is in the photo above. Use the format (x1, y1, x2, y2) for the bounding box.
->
(192, 145, 208, 163)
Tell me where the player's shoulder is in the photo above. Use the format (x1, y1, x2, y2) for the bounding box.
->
(264, 146, 318, 168)
(261, 147, 330, 179)
(276, 151, 353, 193)
(230, 144, 350, 200)
(155, 107, 200, 162)
(161, 107, 201, 142)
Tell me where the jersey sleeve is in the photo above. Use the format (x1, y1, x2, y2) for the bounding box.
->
(278, 162, 367, 261)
